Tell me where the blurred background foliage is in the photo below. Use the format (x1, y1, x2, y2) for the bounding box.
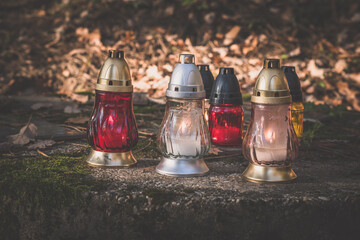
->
(0, 0, 359, 110)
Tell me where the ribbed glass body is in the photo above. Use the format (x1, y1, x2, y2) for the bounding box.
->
(291, 102, 304, 138)
(88, 90, 138, 153)
(208, 104, 244, 147)
(242, 103, 298, 167)
(157, 98, 211, 159)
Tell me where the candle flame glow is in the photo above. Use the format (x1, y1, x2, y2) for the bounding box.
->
(265, 128, 275, 143)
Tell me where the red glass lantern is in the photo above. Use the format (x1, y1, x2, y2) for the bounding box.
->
(208, 104, 243, 146)
(208, 68, 243, 148)
(87, 50, 138, 167)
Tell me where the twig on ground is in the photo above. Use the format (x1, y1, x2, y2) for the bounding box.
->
(133, 140, 153, 153)
(37, 149, 50, 158)
(61, 124, 87, 133)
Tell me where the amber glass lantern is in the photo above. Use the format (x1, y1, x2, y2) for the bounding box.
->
(242, 59, 299, 182)
(282, 66, 304, 138)
(87, 50, 138, 167)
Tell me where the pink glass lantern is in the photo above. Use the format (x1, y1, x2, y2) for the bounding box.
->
(242, 59, 299, 182)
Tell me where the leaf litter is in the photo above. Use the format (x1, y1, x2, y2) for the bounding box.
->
(9, 121, 38, 145)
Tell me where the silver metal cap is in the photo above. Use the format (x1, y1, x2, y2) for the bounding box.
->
(166, 54, 206, 99)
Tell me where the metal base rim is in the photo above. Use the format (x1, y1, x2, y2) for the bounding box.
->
(242, 162, 297, 183)
(87, 150, 137, 168)
(156, 157, 209, 177)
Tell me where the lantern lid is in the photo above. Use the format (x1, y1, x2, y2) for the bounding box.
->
(197, 64, 214, 99)
(95, 50, 133, 93)
(210, 67, 243, 105)
(251, 59, 291, 104)
(166, 54, 206, 99)
(281, 66, 303, 102)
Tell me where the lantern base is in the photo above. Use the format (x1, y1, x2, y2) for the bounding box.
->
(242, 163, 297, 183)
(87, 150, 137, 168)
(156, 157, 209, 177)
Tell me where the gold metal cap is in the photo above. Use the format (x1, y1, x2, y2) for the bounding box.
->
(251, 59, 291, 104)
(95, 50, 133, 93)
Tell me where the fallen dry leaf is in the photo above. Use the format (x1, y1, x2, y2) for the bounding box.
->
(76, 27, 102, 46)
(223, 26, 241, 45)
(9, 122, 38, 145)
(230, 44, 241, 55)
(307, 59, 325, 78)
(28, 140, 56, 150)
(334, 59, 347, 73)
(336, 81, 360, 111)
(208, 147, 223, 155)
(343, 73, 360, 85)
(70, 93, 89, 103)
(164, 5, 174, 17)
(31, 102, 53, 110)
(64, 105, 81, 114)
(289, 47, 301, 57)
(204, 12, 216, 24)
(242, 34, 258, 55)
(351, 12, 360, 22)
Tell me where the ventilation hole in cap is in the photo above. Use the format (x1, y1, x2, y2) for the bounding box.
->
(109, 80, 113, 86)
(175, 87, 179, 91)
(257, 92, 261, 96)
(193, 88, 197, 92)
(215, 94, 218, 98)
(126, 81, 130, 86)
(275, 92, 279, 97)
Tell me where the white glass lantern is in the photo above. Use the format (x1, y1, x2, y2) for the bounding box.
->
(156, 54, 211, 177)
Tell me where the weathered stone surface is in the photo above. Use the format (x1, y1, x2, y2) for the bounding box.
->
(18, 150, 358, 240)
(1, 96, 359, 239)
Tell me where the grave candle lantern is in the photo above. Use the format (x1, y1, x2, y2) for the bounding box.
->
(208, 68, 244, 148)
(282, 66, 304, 138)
(87, 50, 138, 167)
(242, 59, 299, 182)
(197, 64, 214, 124)
(156, 54, 211, 177)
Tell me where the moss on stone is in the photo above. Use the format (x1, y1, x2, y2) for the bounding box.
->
(133, 139, 160, 159)
(0, 155, 103, 237)
(242, 93, 252, 102)
(304, 102, 347, 117)
(302, 103, 358, 145)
